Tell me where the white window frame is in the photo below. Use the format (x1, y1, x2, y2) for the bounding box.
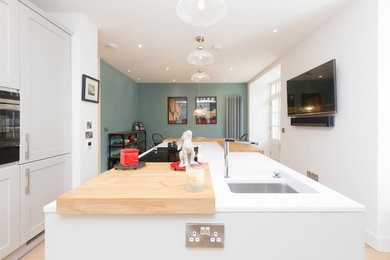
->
(270, 80, 281, 141)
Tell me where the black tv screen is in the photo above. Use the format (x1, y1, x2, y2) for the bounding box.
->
(287, 59, 337, 117)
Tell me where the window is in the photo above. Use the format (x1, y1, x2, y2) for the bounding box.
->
(270, 80, 281, 141)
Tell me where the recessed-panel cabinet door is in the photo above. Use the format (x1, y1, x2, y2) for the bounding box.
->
(0, 0, 19, 89)
(19, 5, 71, 164)
(0, 165, 19, 259)
(20, 155, 70, 244)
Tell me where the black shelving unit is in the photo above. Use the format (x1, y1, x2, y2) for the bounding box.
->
(108, 130, 146, 169)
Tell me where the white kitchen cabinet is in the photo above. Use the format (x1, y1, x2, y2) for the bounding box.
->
(19, 4, 71, 164)
(0, 0, 19, 89)
(0, 165, 19, 259)
(20, 154, 70, 244)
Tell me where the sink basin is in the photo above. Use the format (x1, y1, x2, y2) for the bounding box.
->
(228, 183, 298, 193)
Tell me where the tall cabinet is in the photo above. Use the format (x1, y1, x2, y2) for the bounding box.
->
(0, 0, 20, 258)
(18, 4, 71, 246)
(0, 1, 71, 258)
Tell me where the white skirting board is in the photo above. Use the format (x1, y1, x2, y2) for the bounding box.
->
(3, 232, 44, 260)
(365, 228, 390, 252)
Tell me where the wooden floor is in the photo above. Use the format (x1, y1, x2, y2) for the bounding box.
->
(20, 241, 390, 260)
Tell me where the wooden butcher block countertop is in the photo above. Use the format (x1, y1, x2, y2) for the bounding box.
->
(164, 137, 264, 154)
(56, 163, 215, 215)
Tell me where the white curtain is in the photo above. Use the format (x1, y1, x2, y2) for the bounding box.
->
(225, 96, 243, 139)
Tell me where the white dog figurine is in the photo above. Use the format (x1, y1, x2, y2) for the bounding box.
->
(177, 130, 196, 167)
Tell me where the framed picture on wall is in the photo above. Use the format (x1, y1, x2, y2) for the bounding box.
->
(168, 97, 187, 124)
(82, 74, 100, 103)
(195, 96, 217, 124)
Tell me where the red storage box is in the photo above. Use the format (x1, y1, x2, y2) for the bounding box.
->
(120, 148, 139, 166)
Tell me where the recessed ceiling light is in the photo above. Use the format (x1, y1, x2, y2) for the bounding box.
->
(138, 44, 143, 48)
(166, 67, 170, 71)
(107, 43, 118, 49)
(223, 79, 226, 82)
(137, 77, 141, 80)
(127, 69, 131, 73)
(318, 75, 323, 78)
(212, 44, 222, 50)
(273, 29, 278, 33)
(173, 79, 176, 82)
(230, 67, 233, 71)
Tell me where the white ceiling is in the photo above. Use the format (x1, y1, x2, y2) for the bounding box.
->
(29, 0, 353, 83)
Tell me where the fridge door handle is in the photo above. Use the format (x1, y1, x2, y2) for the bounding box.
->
(25, 133, 29, 160)
(25, 168, 30, 195)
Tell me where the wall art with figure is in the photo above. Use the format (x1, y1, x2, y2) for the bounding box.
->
(168, 97, 187, 124)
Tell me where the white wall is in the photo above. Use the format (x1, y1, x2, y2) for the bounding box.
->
(276, 0, 385, 250)
(50, 13, 99, 187)
(248, 80, 270, 155)
(376, 0, 390, 252)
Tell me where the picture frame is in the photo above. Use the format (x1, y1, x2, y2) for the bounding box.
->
(195, 96, 217, 124)
(134, 121, 145, 131)
(82, 74, 100, 103)
(168, 97, 187, 124)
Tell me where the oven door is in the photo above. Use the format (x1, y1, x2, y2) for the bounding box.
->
(0, 89, 20, 165)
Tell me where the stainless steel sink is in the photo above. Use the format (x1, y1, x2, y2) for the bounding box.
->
(228, 183, 298, 193)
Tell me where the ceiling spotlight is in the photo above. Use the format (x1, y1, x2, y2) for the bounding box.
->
(273, 29, 278, 33)
(107, 43, 118, 49)
(137, 77, 141, 80)
(173, 79, 176, 82)
(127, 69, 131, 73)
(176, 0, 227, 27)
(230, 67, 233, 71)
(187, 46, 215, 65)
(166, 67, 170, 71)
(191, 69, 210, 82)
(212, 44, 222, 50)
(223, 79, 226, 82)
(138, 44, 143, 48)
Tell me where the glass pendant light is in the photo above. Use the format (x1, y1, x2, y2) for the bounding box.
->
(187, 46, 215, 65)
(191, 69, 210, 82)
(193, 83, 207, 117)
(176, 0, 227, 27)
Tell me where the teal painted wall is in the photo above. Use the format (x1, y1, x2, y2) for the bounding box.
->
(138, 83, 248, 147)
(100, 59, 138, 171)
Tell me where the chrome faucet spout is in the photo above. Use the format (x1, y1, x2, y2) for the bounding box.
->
(224, 138, 259, 178)
(224, 140, 230, 178)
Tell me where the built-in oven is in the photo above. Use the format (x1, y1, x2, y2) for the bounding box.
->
(0, 88, 20, 165)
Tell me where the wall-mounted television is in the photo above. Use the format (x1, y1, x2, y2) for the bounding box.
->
(287, 59, 337, 117)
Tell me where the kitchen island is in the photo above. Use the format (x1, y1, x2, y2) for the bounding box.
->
(44, 141, 365, 260)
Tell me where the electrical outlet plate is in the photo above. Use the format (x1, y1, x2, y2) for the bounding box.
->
(186, 223, 224, 248)
(307, 171, 319, 182)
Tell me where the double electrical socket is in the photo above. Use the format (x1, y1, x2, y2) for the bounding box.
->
(307, 171, 319, 182)
(186, 223, 224, 248)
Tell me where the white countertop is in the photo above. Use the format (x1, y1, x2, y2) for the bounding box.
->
(192, 142, 364, 212)
(44, 141, 364, 213)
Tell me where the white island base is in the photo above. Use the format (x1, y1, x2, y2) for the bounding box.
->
(45, 209, 363, 260)
(44, 142, 364, 259)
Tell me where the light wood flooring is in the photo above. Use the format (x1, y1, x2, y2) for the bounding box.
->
(20, 241, 390, 260)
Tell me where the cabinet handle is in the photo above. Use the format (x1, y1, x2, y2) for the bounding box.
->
(25, 168, 30, 195)
(25, 133, 30, 160)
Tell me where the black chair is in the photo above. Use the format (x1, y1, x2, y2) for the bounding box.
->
(239, 134, 248, 141)
(152, 133, 164, 146)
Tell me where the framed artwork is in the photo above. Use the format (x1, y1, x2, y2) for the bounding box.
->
(168, 97, 187, 124)
(195, 96, 217, 124)
(82, 74, 100, 103)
